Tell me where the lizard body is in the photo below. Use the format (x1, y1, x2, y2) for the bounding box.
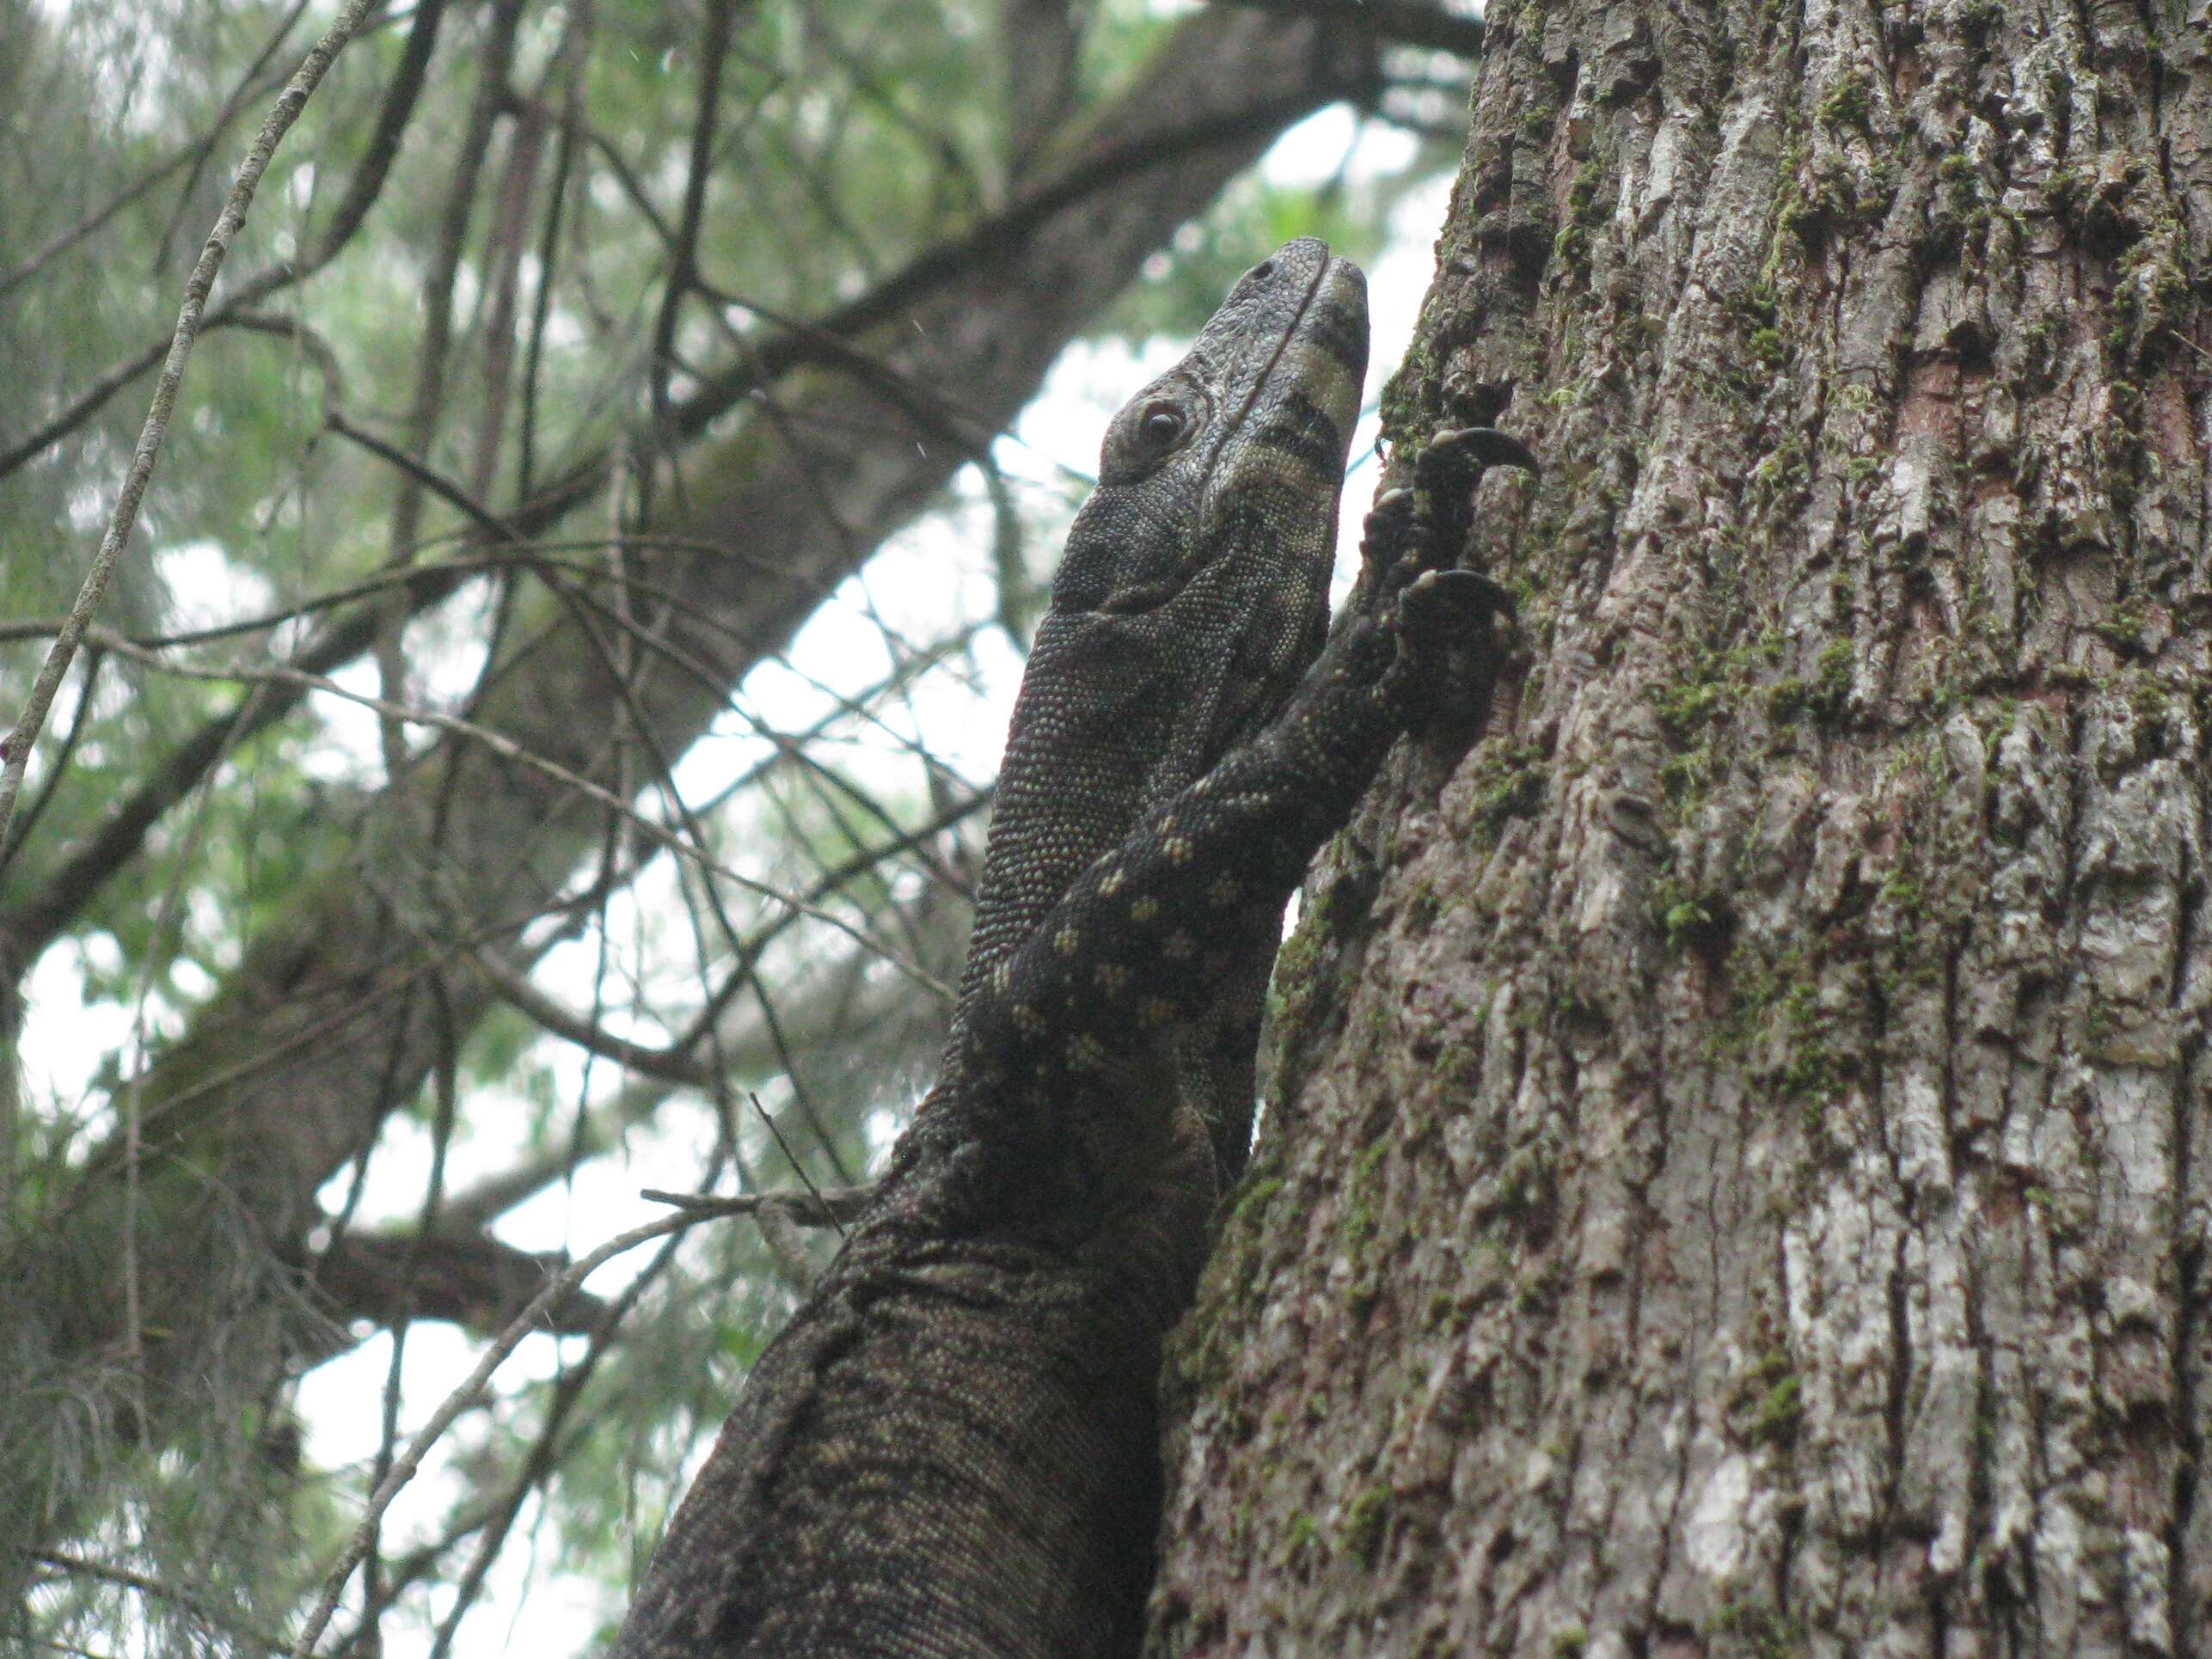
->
(611, 240, 1531, 1657)
(949, 240, 1368, 1177)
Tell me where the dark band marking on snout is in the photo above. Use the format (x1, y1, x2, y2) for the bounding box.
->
(1302, 296, 1369, 375)
(1253, 389, 1347, 474)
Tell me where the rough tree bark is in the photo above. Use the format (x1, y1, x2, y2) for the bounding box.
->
(1149, 1, 2212, 1655)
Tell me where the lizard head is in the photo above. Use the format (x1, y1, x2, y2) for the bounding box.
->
(1050, 236, 1368, 625)
(1035, 238, 1369, 805)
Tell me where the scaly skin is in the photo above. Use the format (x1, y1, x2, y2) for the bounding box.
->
(610, 242, 1533, 1659)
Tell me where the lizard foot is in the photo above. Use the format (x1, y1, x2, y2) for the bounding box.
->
(1357, 483, 1419, 577)
(1380, 567, 1514, 720)
(1422, 425, 1541, 480)
(1343, 425, 1535, 726)
(1358, 426, 1538, 597)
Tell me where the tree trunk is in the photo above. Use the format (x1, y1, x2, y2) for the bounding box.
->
(1149, 2, 2212, 1655)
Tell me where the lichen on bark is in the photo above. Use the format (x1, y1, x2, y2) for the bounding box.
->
(1149, 0, 2212, 1653)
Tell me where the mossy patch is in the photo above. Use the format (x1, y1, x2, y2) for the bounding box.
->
(1339, 1485, 1390, 1564)
(1816, 70, 1872, 132)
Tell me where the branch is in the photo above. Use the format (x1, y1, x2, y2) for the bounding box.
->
(0, 649, 102, 868)
(464, 950, 710, 1087)
(324, 410, 519, 542)
(311, 1229, 608, 1337)
(650, 0, 738, 429)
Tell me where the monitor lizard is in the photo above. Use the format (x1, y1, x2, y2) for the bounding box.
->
(611, 237, 1534, 1657)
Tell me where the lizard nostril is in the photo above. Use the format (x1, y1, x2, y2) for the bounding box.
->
(1249, 259, 1274, 281)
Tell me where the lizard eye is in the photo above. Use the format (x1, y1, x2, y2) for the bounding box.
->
(1137, 403, 1186, 450)
(1100, 389, 1204, 482)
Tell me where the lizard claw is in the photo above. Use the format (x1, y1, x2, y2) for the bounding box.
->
(1376, 567, 1512, 719)
(1358, 430, 1536, 613)
(1410, 427, 1538, 555)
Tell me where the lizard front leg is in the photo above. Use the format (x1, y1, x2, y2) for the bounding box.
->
(957, 427, 1539, 1259)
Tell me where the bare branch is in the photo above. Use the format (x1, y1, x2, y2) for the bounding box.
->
(0, 649, 103, 869)
(650, 0, 740, 430)
(373, 0, 526, 780)
(325, 410, 519, 542)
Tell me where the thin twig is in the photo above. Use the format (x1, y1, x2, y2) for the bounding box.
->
(374, 0, 526, 784)
(85, 638, 955, 1001)
(0, 0, 380, 859)
(0, 648, 103, 867)
(285, 1208, 701, 1659)
(747, 1088, 845, 1242)
(650, 0, 738, 429)
(325, 411, 522, 542)
(640, 1183, 874, 1227)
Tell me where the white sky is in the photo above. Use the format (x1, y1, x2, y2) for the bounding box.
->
(19, 96, 1456, 1655)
